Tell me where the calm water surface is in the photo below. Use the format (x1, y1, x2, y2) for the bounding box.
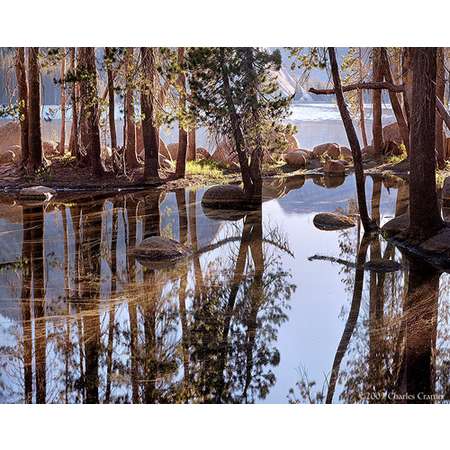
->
(1, 173, 449, 403)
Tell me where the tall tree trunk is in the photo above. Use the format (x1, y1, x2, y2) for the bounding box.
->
(402, 48, 413, 126)
(408, 48, 444, 240)
(380, 48, 410, 153)
(358, 48, 368, 148)
(140, 48, 160, 180)
(124, 48, 139, 170)
(175, 48, 188, 179)
(68, 48, 79, 158)
(328, 47, 376, 232)
(372, 48, 384, 157)
(187, 128, 196, 161)
(60, 49, 66, 154)
(435, 48, 446, 169)
(78, 47, 104, 177)
(27, 47, 42, 171)
(15, 48, 29, 170)
(105, 48, 117, 166)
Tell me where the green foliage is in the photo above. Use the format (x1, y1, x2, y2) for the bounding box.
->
(186, 159, 225, 179)
(184, 47, 293, 160)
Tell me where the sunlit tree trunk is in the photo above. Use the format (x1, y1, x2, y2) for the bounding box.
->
(328, 47, 376, 232)
(435, 48, 445, 169)
(358, 48, 368, 148)
(175, 48, 188, 179)
(27, 47, 43, 171)
(380, 48, 410, 153)
(124, 48, 139, 170)
(15, 48, 29, 169)
(372, 47, 383, 157)
(78, 47, 104, 176)
(402, 48, 413, 126)
(60, 48, 66, 154)
(140, 48, 160, 180)
(187, 128, 196, 161)
(68, 48, 79, 158)
(105, 48, 117, 169)
(408, 48, 444, 240)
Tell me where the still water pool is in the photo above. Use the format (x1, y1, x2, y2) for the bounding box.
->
(0, 174, 449, 403)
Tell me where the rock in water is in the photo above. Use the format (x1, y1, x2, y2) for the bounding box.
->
(365, 259, 402, 273)
(132, 236, 190, 268)
(312, 143, 340, 159)
(19, 186, 56, 201)
(381, 213, 409, 236)
(283, 151, 307, 169)
(323, 159, 345, 175)
(442, 176, 450, 207)
(382, 122, 402, 144)
(313, 212, 356, 231)
(201, 184, 246, 209)
(339, 146, 353, 161)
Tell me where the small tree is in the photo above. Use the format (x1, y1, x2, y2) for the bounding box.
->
(186, 47, 292, 206)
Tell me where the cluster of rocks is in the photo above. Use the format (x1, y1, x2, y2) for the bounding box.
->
(282, 142, 351, 175)
(281, 123, 411, 176)
(0, 122, 64, 165)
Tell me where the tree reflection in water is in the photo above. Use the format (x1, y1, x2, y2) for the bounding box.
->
(289, 177, 450, 404)
(0, 188, 295, 403)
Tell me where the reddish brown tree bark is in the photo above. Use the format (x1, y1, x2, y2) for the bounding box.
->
(105, 48, 117, 154)
(68, 48, 79, 158)
(60, 49, 66, 154)
(175, 48, 188, 178)
(27, 47, 43, 171)
(187, 128, 196, 161)
(124, 48, 139, 170)
(78, 47, 104, 177)
(435, 48, 445, 169)
(140, 48, 160, 180)
(408, 48, 444, 240)
(372, 48, 383, 157)
(15, 48, 29, 169)
(380, 48, 410, 153)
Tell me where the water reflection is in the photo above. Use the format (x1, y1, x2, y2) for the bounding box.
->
(0, 175, 449, 403)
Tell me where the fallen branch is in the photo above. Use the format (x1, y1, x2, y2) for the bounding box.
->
(309, 81, 404, 95)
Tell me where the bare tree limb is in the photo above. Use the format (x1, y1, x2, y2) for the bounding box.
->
(309, 81, 405, 95)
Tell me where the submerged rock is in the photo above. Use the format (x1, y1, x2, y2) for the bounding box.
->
(201, 184, 246, 209)
(365, 259, 402, 273)
(132, 236, 190, 268)
(313, 212, 356, 231)
(19, 185, 56, 201)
